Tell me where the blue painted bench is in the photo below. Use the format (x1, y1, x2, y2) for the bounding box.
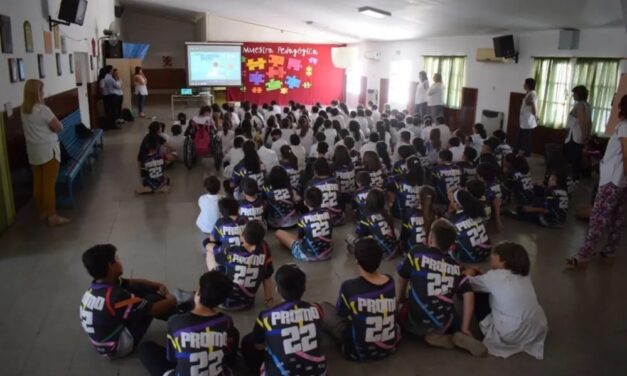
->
(55, 110, 104, 206)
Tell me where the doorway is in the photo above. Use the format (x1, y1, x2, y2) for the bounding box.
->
(74, 52, 91, 128)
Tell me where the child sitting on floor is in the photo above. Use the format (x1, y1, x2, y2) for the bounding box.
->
(387, 157, 424, 219)
(348, 189, 398, 259)
(400, 186, 435, 253)
(352, 171, 373, 220)
(306, 158, 344, 226)
(275, 187, 334, 261)
(321, 237, 400, 361)
(448, 189, 492, 263)
(476, 162, 504, 231)
(204, 197, 248, 250)
(136, 136, 170, 194)
(263, 166, 300, 229)
(464, 242, 547, 359)
(432, 150, 463, 206)
(238, 178, 266, 226)
(459, 147, 478, 186)
(205, 221, 274, 311)
(196, 176, 222, 234)
(514, 169, 570, 228)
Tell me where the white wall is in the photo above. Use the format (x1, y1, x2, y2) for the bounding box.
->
(0, 0, 116, 114)
(121, 10, 195, 69)
(355, 27, 627, 123)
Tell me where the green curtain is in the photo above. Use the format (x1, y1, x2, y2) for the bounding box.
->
(0, 115, 16, 233)
(573, 58, 620, 134)
(532, 58, 572, 129)
(423, 56, 466, 109)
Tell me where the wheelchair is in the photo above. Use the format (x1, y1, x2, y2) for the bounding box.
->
(183, 119, 223, 170)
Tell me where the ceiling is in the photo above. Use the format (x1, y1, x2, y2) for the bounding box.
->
(119, 0, 625, 42)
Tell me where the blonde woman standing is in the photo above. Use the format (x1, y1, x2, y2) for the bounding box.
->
(133, 66, 148, 118)
(21, 80, 70, 226)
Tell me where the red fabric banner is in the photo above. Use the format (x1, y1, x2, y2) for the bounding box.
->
(226, 42, 345, 105)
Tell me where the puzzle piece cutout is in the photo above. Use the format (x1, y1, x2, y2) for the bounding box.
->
(280, 87, 289, 95)
(285, 75, 301, 89)
(268, 54, 285, 67)
(251, 87, 263, 94)
(266, 79, 282, 91)
(287, 58, 302, 71)
(308, 57, 318, 65)
(246, 58, 266, 71)
(303, 82, 312, 89)
(249, 71, 265, 86)
(267, 66, 286, 80)
(305, 66, 313, 77)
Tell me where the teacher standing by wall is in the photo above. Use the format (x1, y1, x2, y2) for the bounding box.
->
(414, 71, 429, 119)
(21, 80, 70, 226)
(427, 73, 444, 119)
(134, 66, 148, 118)
(564, 85, 592, 181)
(516, 78, 537, 157)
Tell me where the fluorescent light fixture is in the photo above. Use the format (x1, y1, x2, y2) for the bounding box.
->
(358, 6, 391, 18)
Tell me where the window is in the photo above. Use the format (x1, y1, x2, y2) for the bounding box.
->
(423, 56, 466, 109)
(533, 57, 619, 133)
(388, 60, 412, 109)
(346, 69, 362, 96)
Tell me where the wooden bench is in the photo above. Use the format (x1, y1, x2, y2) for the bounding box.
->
(56, 110, 104, 206)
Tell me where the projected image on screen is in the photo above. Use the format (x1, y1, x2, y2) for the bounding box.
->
(187, 44, 242, 87)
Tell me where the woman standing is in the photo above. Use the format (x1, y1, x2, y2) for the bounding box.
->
(564, 85, 592, 181)
(134, 66, 148, 118)
(567, 95, 627, 267)
(427, 73, 444, 119)
(414, 71, 430, 119)
(516, 78, 537, 157)
(21, 80, 70, 226)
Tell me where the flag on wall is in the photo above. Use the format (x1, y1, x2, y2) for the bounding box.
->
(227, 42, 345, 105)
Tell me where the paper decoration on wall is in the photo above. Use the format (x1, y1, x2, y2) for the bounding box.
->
(56, 53, 62, 76)
(162, 56, 172, 67)
(17, 58, 24, 81)
(38, 54, 45, 78)
(303, 82, 312, 89)
(246, 58, 266, 71)
(43, 31, 52, 54)
(305, 66, 313, 77)
(249, 71, 265, 86)
(61, 36, 67, 54)
(287, 58, 302, 71)
(69, 54, 73, 74)
(53, 26, 60, 49)
(251, 87, 262, 94)
(8, 58, 17, 82)
(266, 79, 282, 91)
(0, 15, 13, 54)
(268, 54, 285, 67)
(285, 75, 301, 89)
(267, 66, 286, 80)
(308, 57, 318, 65)
(280, 87, 288, 95)
(23, 21, 33, 53)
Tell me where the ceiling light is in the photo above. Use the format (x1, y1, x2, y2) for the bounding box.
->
(358, 6, 391, 18)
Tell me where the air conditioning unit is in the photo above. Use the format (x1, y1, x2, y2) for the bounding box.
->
(476, 48, 511, 63)
(364, 51, 381, 60)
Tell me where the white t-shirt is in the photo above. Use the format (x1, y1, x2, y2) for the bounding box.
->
(359, 142, 377, 157)
(470, 269, 548, 360)
(415, 80, 429, 104)
(271, 139, 289, 157)
(427, 82, 444, 106)
(134, 74, 148, 95)
(218, 129, 235, 154)
(298, 129, 314, 154)
(168, 134, 185, 159)
(435, 124, 452, 145)
(196, 194, 221, 233)
(519, 91, 538, 130)
(323, 128, 338, 144)
(599, 120, 627, 187)
(258, 146, 279, 172)
(290, 144, 307, 170)
(449, 145, 465, 162)
(565, 101, 592, 144)
(421, 125, 435, 141)
(21, 104, 60, 165)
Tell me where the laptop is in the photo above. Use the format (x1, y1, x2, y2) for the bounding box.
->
(180, 88, 193, 96)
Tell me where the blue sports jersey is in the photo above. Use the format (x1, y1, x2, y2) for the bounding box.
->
(262, 186, 299, 228)
(366, 169, 386, 189)
(392, 160, 408, 175)
(307, 177, 344, 225)
(458, 161, 477, 186)
(232, 162, 265, 189)
(541, 186, 569, 225)
(211, 216, 248, 247)
(141, 152, 167, 190)
(280, 161, 301, 193)
(352, 187, 371, 219)
(333, 163, 356, 194)
(432, 163, 463, 204)
(512, 172, 534, 205)
(349, 149, 362, 168)
(387, 175, 421, 219)
(400, 208, 427, 253)
(355, 213, 398, 259)
(450, 211, 491, 263)
(239, 197, 266, 225)
(295, 208, 333, 261)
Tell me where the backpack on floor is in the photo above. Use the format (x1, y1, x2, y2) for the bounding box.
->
(122, 108, 134, 122)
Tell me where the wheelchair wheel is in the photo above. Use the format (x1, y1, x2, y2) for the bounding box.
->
(212, 137, 223, 170)
(183, 136, 196, 169)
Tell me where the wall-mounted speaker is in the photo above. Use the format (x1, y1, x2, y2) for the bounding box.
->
(114, 5, 125, 18)
(558, 29, 580, 50)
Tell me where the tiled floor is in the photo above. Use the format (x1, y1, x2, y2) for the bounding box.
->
(1, 98, 626, 376)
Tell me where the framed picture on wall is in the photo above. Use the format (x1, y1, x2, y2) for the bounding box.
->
(37, 53, 45, 78)
(53, 26, 60, 49)
(69, 54, 73, 74)
(43, 31, 52, 54)
(16, 58, 25, 81)
(56, 53, 62, 76)
(23, 21, 33, 53)
(8, 58, 17, 82)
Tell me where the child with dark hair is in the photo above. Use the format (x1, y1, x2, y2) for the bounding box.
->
(275, 187, 334, 261)
(376, 141, 392, 171)
(307, 158, 345, 226)
(432, 149, 463, 205)
(167, 123, 185, 160)
(352, 171, 373, 219)
(264, 166, 300, 229)
(241, 264, 327, 375)
(333, 144, 357, 207)
(508, 155, 535, 206)
(196, 176, 222, 234)
(400, 185, 435, 253)
(387, 157, 424, 219)
(476, 162, 504, 231)
(321, 238, 400, 361)
(397, 219, 486, 356)
(448, 189, 491, 263)
(469, 123, 487, 151)
(361, 151, 386, 189)
(392, 144, 416, 175)
(231, 140, 265, 196)
(206, 221, 274, 310)
(343, 136, 362, 168)
(205, 197, 248, 250)
(459, 146, 478, 186)
(136, 135, 171, 194)
(514, 169, 570, 228)
(238, 178, 266, 226)
(349, 189, 398, 259)
(139, 271, 240, 375)
(448, 137, 465, 162)
(466, 179, 492, 222)
(464, 242, 547, 359)
(80, 244, 188, 359)
(493, 130, 513, 160)
(279, 144, 301, 193)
